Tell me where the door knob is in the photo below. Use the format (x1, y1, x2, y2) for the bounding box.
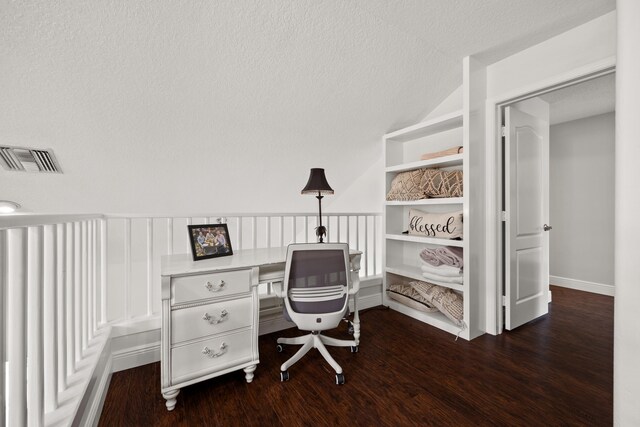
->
(543, 224, 552, 231)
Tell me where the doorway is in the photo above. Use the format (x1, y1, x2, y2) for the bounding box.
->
(497, 71, 616, 331)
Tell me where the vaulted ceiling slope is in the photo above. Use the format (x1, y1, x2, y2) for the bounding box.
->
(0, 1, 614, 214)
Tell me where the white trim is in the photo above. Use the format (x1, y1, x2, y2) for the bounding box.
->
(485, 58, 617, 336)
(81, 352, 113, 427)
(487, 56, 616, 106)
(258, 315, 294, 336)
(0, 214, 103, 229)
(112, 341, 161, 373)
(103, 212, 381, 219)
(550, 275, 614, 296)
(110, 315, 161, 338)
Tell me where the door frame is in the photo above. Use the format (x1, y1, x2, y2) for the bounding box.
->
(485, 58, 616, 335)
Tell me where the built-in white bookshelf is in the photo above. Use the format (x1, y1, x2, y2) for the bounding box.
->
(382, 59, 487, 341)
(383, 107, 471, 339)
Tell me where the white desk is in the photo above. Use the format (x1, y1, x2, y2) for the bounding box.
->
(160, 246, 362, 410)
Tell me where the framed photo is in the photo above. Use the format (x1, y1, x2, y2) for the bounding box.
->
(187, 224, 233, 261)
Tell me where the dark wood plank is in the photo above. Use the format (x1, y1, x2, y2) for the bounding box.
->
(99, 286, 613, 426)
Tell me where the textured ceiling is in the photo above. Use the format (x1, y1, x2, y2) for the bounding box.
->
(0, 0, 616, 213)
(541, 73, 615, 125)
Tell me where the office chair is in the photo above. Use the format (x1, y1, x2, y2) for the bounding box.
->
(275, 243, 358, 385)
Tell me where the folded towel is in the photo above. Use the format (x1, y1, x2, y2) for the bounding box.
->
(420, 146, 463, 161)
(419, 246, 463, 268)
(435, 246, 464, 268)
(422, 271, 463, 284)
(421, 264, 462, 277)
(419, 248, 442, 266)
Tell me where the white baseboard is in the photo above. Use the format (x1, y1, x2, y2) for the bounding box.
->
(83, 353, 113, 427)
(112, 341, 161, 373)
(259, 314, 295, 336)
(550, 275, 614, 296)
(357, 292, 383, 310)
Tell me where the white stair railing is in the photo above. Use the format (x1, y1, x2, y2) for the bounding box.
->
(103, 213, 383, 324)
(1, 215, 108, 427)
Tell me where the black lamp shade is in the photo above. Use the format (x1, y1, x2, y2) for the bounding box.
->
(301, 168, 334, 195)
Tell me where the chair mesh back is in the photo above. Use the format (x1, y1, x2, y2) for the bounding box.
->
(288, 249, 347, 314)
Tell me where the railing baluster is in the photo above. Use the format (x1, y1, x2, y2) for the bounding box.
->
(147, 218, 153, 316)
(90, 220, 96, 334)
(81, 221, 88, 353)
(356, 216, 360, 251)
(236, 217, 242, 251)
(279, 216, 284, 247)
(43, 224, 58, 413)
(252, 216, 257, 249)
(124, 218, 131, 320)
(364, 216, 369, 276)
(57, 224, 67, 391)
(373, 215, 378, 275)
(27, 226, 44, 426)
(6, 227, 27, 426)
(88, 220, 94, 341)
(266, 216, 271, 248)
(100, 219, 107, 326)
(304, 216, 309, 243)
(66, 222, 75, 375)
(74, 222, 82, 363)
(292, 217, 296, 244)
(167, 217, 173, 255)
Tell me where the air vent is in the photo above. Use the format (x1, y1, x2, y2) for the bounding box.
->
(0, 146, 62, 173)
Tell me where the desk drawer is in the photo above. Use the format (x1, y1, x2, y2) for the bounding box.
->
(171, 329, 254, 383)
(171, 297, 253, 344)
(172, 269, 251, 304)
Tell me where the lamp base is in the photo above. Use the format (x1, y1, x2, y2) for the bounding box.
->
(315, 225, 327, 243)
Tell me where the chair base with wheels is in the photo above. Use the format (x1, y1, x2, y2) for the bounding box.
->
(277, 331, 357, 384)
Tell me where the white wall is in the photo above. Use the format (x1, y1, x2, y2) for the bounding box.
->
(549, 113, 615, 292)
(615, 0, 640, 425)
(487, 11, 616, 100)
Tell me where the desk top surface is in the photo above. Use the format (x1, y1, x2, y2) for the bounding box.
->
(161, 246, 361, 277)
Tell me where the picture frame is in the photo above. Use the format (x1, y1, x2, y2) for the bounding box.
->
(187, 223, 233, 261)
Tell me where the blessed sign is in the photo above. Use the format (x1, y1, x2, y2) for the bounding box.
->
(408, 208, 463, 239)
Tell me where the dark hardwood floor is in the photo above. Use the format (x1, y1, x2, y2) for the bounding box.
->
(99, 286, 613, 426)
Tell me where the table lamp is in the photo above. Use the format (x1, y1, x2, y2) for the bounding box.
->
(301, 168, 334, 243)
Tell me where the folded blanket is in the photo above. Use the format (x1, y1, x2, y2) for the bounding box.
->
(421, 264, 462, 277)
(420, 146, 464, 161)
(419, 248, 442, 266)
(419, 246, 463, 268)
(422, 271, 463, 284)
(435, 246, 463, 268)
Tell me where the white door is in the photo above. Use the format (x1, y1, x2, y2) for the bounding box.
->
(504, 104, 550, 330)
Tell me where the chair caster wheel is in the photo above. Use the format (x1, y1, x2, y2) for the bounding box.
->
(350, 346, 359, 353)
(335, 373, 345, 385)
(280, 370, 289, 382)
(276, 344, 284, 353)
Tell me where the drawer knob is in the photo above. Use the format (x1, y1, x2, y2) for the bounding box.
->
(202, 342, 227, 359)
(202, 309, 229, 325)
(205, 280, 225, 292)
